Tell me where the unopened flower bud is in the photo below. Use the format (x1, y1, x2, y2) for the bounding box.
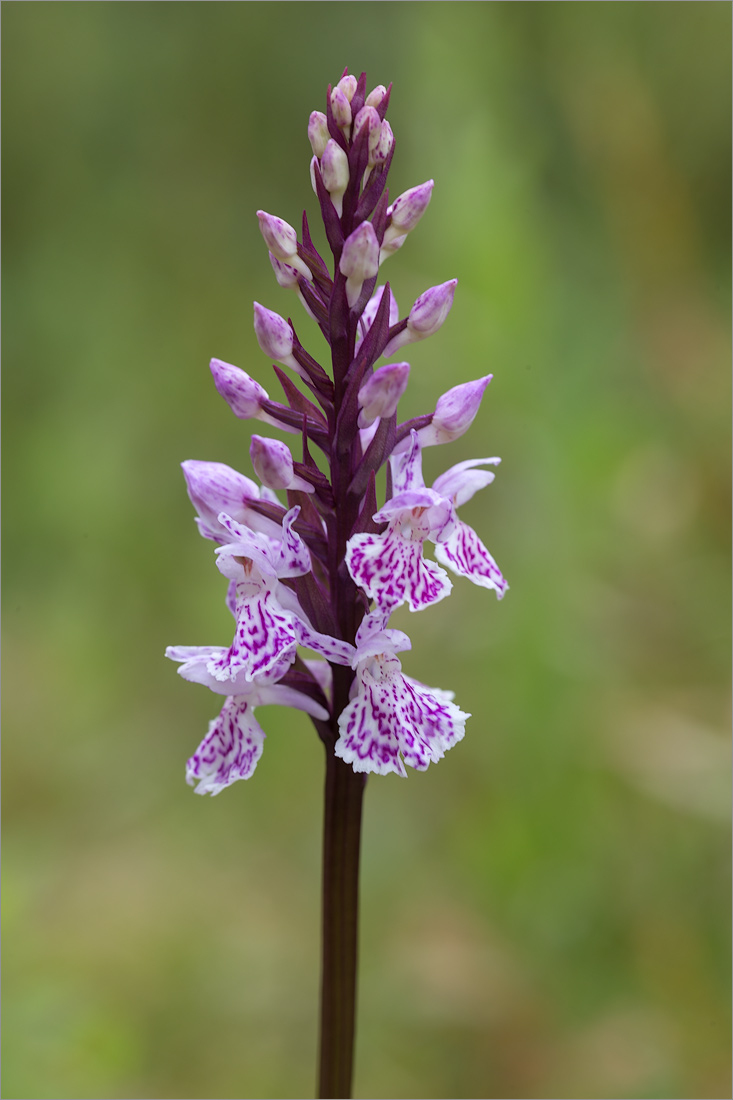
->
(210, 358, 299, 436)
(339, 222, 380, 308)
(371, 119, 394, 167)
(250, 435, 315, 494)
(355, 284, 400, 350)
(330, 86, 352, 132)
(336, 74, 357, 102)
(381, 279, 457, 358)
(308, 111, 329, 158)
(381, 180, 434, 259)
(210, 358, 269, 419)
(358, 362, 410, 428)
(417, 376, 493, 447)
(365, 84, 387, 109)
(257, 211, 310, 279)
(253, 302, 299, 371)
(353, 106, 382, 165)
(409, 279, 456, 336)
(257, 211, 297, 261)
(321, 139, 349, 215)
(269, 252, 302, 289)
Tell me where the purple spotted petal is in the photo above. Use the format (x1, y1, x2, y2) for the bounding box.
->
(354, 609, 411, 663)
(393, 674, 468, 769)
(389, 430, 425, 494)
(335, 658, 469, 776)
(335, 660, 407, 777)
(433, 520, 507, 598)
(293, 618, 356, 666)
(186, 697, 266, 795)
(346, 526, 452, 612)
(207, 587, 297, 682)
(274, 507, 312, 577)
(182, 460, 261, 541)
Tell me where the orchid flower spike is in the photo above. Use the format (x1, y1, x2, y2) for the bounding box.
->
(169, 69, 508, 799)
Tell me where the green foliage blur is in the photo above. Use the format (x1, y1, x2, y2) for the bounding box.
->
(3, 4, 730, 1098)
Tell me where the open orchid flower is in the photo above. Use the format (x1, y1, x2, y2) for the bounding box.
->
(329, 613, 470, 777)
(166, 646, 328, 795)
(346, 431, 506, 611)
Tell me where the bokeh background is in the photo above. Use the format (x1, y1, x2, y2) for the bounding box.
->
(3, 4, 730, 1098)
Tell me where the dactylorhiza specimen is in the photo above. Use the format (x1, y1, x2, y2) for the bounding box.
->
(167, 70, 507, 1100)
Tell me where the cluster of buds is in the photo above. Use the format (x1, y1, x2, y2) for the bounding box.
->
(168, 70, 507, 793)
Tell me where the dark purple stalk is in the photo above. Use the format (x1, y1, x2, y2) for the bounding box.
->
(318, 710, 366, 1099)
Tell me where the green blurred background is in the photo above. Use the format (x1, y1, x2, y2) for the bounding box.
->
(3, 3, 730, 1098)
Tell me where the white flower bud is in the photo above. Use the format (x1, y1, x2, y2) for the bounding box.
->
(365, 84, 387, 109)
(339, 222, 380, 308)
(336, 74, 358, 102)
(308, 111, 329, 158)
(321, 139, 350, 216)
(330, 85, 352, 132)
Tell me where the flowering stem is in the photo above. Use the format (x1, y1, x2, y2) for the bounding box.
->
(318, 737, 366, 1099)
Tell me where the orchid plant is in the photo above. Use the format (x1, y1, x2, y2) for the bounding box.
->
(167, 69, 507, 1099)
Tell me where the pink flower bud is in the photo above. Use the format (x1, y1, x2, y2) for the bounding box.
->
(321, 139, 350, 215)
(353, 106, 382, 164)
(250, 435, 316, 494)
(409, 279, 457, 337)
(418, 376, 493, 447)
(210, 359, 298, 436)
(210, 358, 269, 419)
(365, 84, 387, 109)
(308, 111, 329, 158)
(339, 222, 380, 308)
(330, 85, 352, 132)
(381, 280, 457, 358)
(253, 302, 298, 370)
(357, 362, 411, 428)
(382, 180, 434, 256)
(250, 435, 294, 491)
(336, 74, 357, 102)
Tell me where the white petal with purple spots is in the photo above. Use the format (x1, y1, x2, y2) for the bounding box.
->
(434, 520, 507, 598)
(293, 619, 356, 666)
(186, 696, 266, 795)
(207, 586, 297, 682)
(335, 654, 470, 777)
(346, 526, 452, 612)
